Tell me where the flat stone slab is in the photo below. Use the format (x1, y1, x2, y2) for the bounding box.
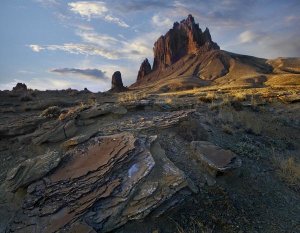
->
(191, 141, 241, 175)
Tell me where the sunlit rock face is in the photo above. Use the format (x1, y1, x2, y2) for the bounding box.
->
(152, 14, 219, 71)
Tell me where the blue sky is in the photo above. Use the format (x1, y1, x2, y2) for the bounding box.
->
(0, 0, 299, 92)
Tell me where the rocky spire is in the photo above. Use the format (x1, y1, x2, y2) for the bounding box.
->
(110, 71, 127, 92)
(137, 58, 152, 82)
(152, 14, 219, 71)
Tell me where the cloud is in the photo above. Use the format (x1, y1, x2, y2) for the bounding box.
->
(28, 44, 44, 52)
(239, 30, 259, 43)
(104, 15, 129, 28)
(151, 15, 172, 28)
(29, 43, 121, 59)
(51, 68, 108, 80)
(28, 24, 155, 61)
(76, 30, 119, 47)
(68, 1, 108, 20)
(239, 30, 268, 44)
(68, 1, 129, 27)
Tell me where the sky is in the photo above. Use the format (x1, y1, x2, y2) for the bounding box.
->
(0, 0, 299, 92)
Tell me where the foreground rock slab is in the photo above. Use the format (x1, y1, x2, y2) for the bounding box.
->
(3, 151, 61, 192)
(7, 133, 195, 233)
(191, 141, 241, 176)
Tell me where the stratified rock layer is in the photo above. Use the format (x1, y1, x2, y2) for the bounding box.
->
(7, 133, 195, 233)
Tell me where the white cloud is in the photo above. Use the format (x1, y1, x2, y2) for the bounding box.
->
(68, 1, 129, 28)
(104, 15, 129, 28)
(151, 14, 172, 28)
(28, 44, 44, 52)
(29, 43, 121, 59)
(68, 1, 108, 20)
(239, 30, 258, 43)
(76, 30, 119, 47)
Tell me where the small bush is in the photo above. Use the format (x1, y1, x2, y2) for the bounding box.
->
(232, 92, 247, 101)
(273, 156, 300, 190)
(40, 106, 61, 118)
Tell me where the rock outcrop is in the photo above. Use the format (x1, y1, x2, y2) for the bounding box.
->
(12, 83, 27, 92)
(7, 133, 196, 233)
(110, 71, 127, 92)
(152, 15, 219, 70)
(3, 151, 62, 192)
(137, 58, 152, 82)
(132, 14, 221, 88)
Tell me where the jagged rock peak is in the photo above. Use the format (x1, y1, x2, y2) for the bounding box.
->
(152, 14, 220, 71)
(13, 83, 27, 92)
(137, 58, 152, 82)
(110, 71, 127, 92)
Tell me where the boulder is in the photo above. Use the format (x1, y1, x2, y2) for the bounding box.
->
(7, 133, 196, 233)
(191, 141, 241, 176)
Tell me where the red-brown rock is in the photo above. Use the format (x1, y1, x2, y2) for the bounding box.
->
(152, 14, 219, 71)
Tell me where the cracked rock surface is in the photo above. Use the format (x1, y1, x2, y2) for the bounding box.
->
(6, 133, 195, 233)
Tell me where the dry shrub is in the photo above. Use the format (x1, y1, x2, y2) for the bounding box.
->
(163, 97, 173, 104)
(237, 111, 263, 135)
(273, 156, 300, 191)
(40, 106, 61, 118)
(221, 124, 234, 134)
(232, 92, 247, 101)
(217, 106, 263, 135)
(58, 103, 90, 121)
(199, 92, 219, 103)
(118, 92, 148, 103)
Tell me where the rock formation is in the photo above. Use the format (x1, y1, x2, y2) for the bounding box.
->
(135, 14, 219, 78)
(132, 14, 222, 87)
(12, 83, 27, 92)
(6, 133, 196, 233)
(110, 71, 127, 92)
(152, 14, 219, 70)
(137, 58, 152, 82)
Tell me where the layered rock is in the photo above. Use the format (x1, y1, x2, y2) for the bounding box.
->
(137, 58, 152, 82)
(7, 133, 196, 233)
(110, 71, 127, 92)
(152, 14, 219, 71)
(3, 151, 62, 192)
